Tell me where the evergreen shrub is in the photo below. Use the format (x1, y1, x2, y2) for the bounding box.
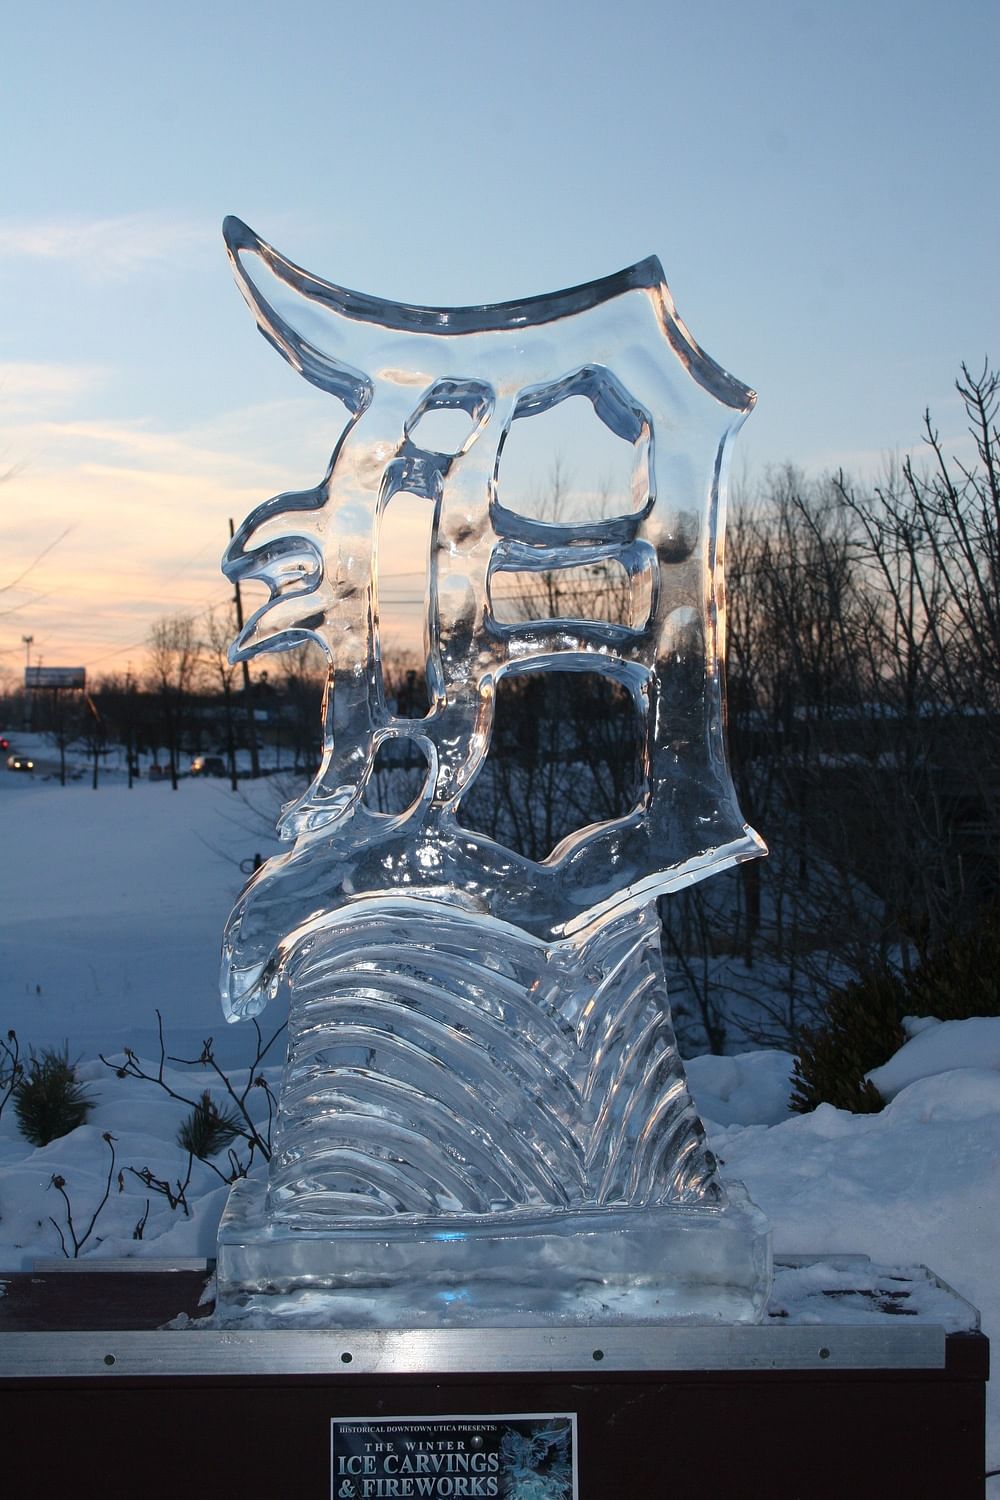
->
(177, 1090, 244, 1159)
(791, 902, 1000, 1114)
(13, 1047, 96, 1146)
(904, 902, 1000, 1021)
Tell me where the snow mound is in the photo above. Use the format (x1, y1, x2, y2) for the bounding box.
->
(685, 1049, 795, 1126)
(867, 1015, 1000, 1101)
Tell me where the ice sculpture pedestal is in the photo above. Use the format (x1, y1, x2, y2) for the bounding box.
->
(0, 1259, 987, 1500)
(216, 1177, 771, 1327)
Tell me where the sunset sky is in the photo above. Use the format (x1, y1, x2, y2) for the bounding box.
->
(1, 0, 997, 685)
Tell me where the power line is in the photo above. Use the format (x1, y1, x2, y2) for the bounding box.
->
(0, 525, 76, 593)
(79, 591, 234, 671)
(0, 590, 55, 621)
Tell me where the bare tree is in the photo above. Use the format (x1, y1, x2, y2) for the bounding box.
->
(273, 641, 327, 773)
(33, 684, 85, 787)
(90, 672, 143, 787)
(832, 361, 1000, 953)
(203, 604, 241, 790)
(660, 364, 1000, 1050)
(147, 614, 202, 790)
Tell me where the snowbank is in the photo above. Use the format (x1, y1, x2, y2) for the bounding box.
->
(867, 1014, 1000, 1100)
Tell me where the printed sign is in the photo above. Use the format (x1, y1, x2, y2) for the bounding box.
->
(330, 1412, 577, 1500)
(25, 666, 86, 689)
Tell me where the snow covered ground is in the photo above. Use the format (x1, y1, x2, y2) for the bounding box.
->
(1, 748, 997, 1488)
(1, 736, 287, 1064)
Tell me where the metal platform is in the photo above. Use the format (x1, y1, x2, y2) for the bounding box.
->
(0, 1255, 989, 1499)
(0, 1253, 980, 1377)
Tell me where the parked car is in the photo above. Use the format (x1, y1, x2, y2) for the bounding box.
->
(190, 755, 227, 777)
(6, 752, 34, 772)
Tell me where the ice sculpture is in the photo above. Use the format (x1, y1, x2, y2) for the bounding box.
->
(215, 216, 770, 1325)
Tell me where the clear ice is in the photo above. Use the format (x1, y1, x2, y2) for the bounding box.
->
(215, 217, 770, 1325)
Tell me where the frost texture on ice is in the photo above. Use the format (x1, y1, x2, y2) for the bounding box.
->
(216, 219, 767, 1317)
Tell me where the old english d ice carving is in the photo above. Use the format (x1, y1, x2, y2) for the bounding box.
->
(215, 217, 771, 1324)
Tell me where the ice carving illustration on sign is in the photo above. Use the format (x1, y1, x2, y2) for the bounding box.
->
(215, 216, 771, 1324)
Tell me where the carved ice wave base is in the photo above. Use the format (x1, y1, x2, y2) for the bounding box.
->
(215, 899, 770, 1326)
(216, 1178, 771, 1327)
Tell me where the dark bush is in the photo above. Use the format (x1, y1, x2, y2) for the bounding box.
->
(177, 1090, 244, 1159)
(14, 1047, 96, 1146)
(791, 903, 1000, 1114)
(905, 903, 1000, 1022)
(0, 1029, 23, 1121)
(791, 971, 906, 1114)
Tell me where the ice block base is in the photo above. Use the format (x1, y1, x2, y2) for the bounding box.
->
(215, 1176, 772, 1327)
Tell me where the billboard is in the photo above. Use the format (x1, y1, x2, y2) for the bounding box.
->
(25, 666, 86, 690)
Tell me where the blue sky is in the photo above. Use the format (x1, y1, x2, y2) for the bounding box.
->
(1, 0, 997, 677)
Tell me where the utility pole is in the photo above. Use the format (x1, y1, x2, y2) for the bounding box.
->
(22, 635, 33, 730)
(125, 663, 135, 789)
(229, 518, 261, 779)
